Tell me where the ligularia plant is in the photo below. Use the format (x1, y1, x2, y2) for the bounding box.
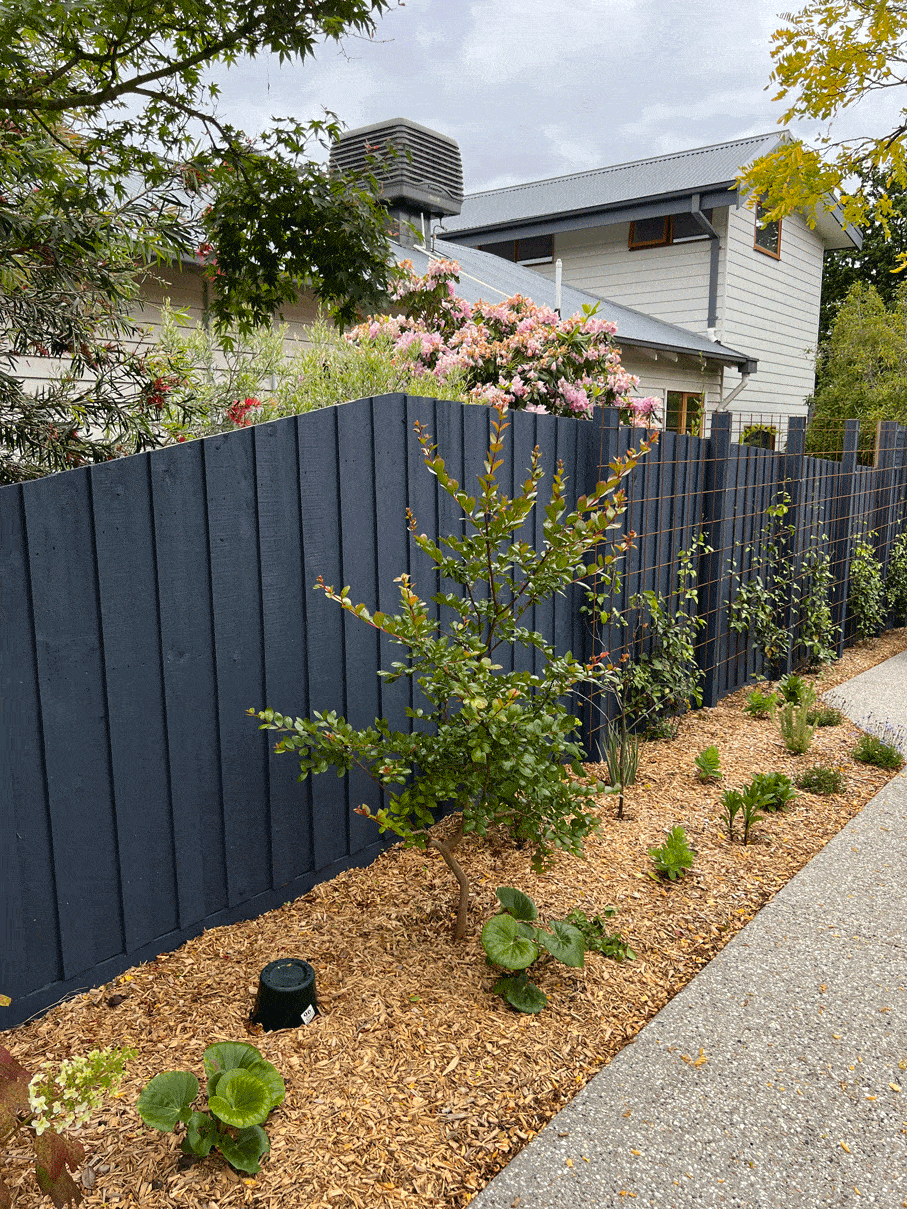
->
(348, 258, 661, 425)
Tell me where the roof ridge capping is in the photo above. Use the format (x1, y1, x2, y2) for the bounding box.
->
(464, 131, 789, 200)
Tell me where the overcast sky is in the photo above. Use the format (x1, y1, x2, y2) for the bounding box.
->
(212, 0, 899, 194)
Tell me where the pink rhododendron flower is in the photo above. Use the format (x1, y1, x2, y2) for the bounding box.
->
(348, 259, 649, 425)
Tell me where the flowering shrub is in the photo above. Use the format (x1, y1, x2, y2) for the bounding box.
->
(1, 1044, 133, 1207)
(348, 259, 661, 425)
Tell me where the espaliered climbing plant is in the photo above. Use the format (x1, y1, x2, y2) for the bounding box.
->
(252, 407, 651, 939)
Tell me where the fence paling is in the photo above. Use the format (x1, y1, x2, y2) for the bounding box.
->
(3, 395, 906, 1029)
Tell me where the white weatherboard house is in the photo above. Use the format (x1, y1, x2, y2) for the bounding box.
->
(332, 121, 863, 436)
(437, 131, 862, 433)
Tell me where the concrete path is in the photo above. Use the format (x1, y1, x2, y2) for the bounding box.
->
(469, 657, 907, 1209)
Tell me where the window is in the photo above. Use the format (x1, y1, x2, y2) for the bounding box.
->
(478, 234, 553, 265)
(665, 391, 703, 436)
(628, 211, 713, 250)
(754, 202, 781, 258)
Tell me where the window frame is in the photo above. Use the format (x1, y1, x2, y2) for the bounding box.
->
(753, 202, 782, 259)
(628, 216, 672, 249)
(477, 234, 554, 265)
(665, 391, 704, 437)
(628, 212, 713, 251)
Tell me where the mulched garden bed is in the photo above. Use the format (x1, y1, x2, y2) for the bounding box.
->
(5, 629, 907, 1209)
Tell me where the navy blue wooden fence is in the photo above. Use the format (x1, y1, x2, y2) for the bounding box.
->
(2, 396, 905, 1027)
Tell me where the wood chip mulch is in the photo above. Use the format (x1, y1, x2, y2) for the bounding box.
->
(5, 629, 907, 1209)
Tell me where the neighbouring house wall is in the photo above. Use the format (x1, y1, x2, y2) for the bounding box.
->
(717, 205, 824, 420)
(529, 211, 726, 339)
(618, 347, 723, 422)
(11, 262, 325, 403)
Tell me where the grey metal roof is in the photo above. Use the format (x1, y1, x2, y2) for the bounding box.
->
(444, 133, 786, 235)
(393, 238, 753, 369)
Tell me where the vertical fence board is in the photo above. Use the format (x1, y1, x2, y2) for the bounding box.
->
(371, 395, 411, 739)
(299, 406, 348, 871)
(92, 455, 179, 951)
(1, 486, 60, 998)
(338, 399, 383, 855)
(700, 413, 733, 707)
(24, 469, 124, 979)
(254, 416, 313, 887)
(151, 441, 227, 927)
(205, 430, 271, 907)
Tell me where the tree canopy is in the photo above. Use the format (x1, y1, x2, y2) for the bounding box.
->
(819, 166, 907, 340)
(807, 279, 907, 461)
(0, 0, 399, 482)
(740, 2, 907, 252)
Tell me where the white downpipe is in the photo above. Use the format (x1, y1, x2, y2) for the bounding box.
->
(554, 259, 562, 317)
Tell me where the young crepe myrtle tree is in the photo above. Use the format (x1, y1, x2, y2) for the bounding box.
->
(252, 407, 652, 939)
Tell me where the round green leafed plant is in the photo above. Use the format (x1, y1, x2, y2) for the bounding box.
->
(137, 1043, 284, 1175)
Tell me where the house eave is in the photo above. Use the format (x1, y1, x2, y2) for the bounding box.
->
(440, 184, 740, 246)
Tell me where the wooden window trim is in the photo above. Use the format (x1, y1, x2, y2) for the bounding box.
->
(665, 391, 704, 436)
(628, 216, 672, 250)
(754, 205, 782, 259)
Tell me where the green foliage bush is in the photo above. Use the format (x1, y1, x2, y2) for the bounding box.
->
(795, 765, 844, 795)
(694, 745, 722, 782)
(154, 313, 470, 441)
(852, 734, 904, 769)
(648, 826, 695, 881)
(807, 704, 844, 727)
(587, 537, 708, 738)
(253, 409, 650, 938)
(749, 772, 797, 812)
(778, 673, 810, 704)
(744, 688, 779, 719)
(730, 496, 838, 673)
(137, 1043, 284, 1174)
(848, 535, 886, 640)
(885, 529, 907, 623)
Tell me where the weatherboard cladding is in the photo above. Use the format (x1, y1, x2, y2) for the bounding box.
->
(445, 132, 785, 234)
(406, 237, 750, 366)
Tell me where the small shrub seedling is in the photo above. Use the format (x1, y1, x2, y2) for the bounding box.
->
(648, 826, 694, 881)
(565, 907, 636, 962)
(694, 745, 722, 783)
(749, 771, 796, 812)
(773, 684, 818, 755)
(481, 888, 586, 1014)
(744, 688, 779, 719)
(600, 722, 639, 820)
(720, 773, 787, 844)
(806, 704, 844, 727)
(137, 1043, 285, 1175)
(795, 765, 844, 795)
(852, 734, 904, 770)
(778, 673, 810, 705)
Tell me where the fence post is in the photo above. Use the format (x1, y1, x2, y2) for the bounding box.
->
(779, 415, 806, 673)
(699, 411, 732, 708)
(583, 405, 622, 758)
(874, 420, 901, 571)
(830, 419, 860, 658)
